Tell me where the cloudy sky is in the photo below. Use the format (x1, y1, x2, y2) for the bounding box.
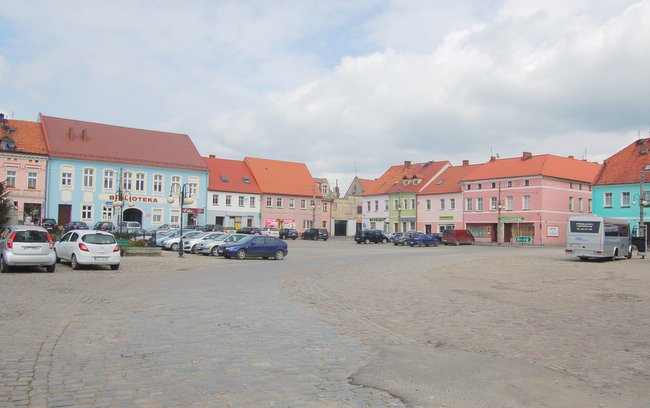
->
(1, 0, 649, 190)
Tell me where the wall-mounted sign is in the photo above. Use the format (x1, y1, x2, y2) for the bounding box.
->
(439, 216, 454, 220)
(369, 218, 386, 221)
(547, 226, 560, 237)
(500, 216, 525, 222)
(109, 194, 160, 203)
(182, 208, 204, 215)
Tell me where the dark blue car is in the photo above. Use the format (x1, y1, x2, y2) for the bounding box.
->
(217, 235, 288, 260)
(408, 233, 440, 247)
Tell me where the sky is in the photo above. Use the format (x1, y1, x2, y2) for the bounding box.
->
(1, 0, 649, 191)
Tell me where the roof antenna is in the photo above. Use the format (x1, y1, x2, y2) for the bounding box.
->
(354, 161, 357, 177)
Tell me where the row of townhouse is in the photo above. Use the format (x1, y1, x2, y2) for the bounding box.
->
(362, 153, 602, 246)
(0, 114, 332, 232)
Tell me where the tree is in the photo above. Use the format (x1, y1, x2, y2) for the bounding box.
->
(0, 181, 13, 226)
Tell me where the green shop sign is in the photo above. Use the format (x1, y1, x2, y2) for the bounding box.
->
(499, 216, 525, 222)
(439, 216, 454, 220)
(369, 218, 386, 222)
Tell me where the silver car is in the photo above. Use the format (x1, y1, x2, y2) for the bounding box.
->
(197, 233, 247, 256)
(162, 230, 204, 251)
(0, 225, 57, 273)
(182, 232, 225, 253)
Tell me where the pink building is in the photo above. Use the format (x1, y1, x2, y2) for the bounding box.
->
(0, 117, 49, 225)
(461, 152, 601, 246)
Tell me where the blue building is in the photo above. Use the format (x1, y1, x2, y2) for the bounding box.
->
(40, 115, 208, 230)
(592, 138, 650, 235)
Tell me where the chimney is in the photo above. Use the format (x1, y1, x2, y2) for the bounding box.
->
(568, 155, 574, 159)
(462, 160, 469, 166)
(637, 139, 644, 146)
(81, 129, 88, 141)
(209, 154, 215, 158)
(490, 156, 496, 162)
(404, 161, 411, 167)
(522, 151, 532, 160)
(67, 127, 75, 141)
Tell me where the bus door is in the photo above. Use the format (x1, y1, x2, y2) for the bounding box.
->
(633, 224, 647, 258)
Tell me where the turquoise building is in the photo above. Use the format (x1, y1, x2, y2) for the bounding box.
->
(41, 115, 208, 230)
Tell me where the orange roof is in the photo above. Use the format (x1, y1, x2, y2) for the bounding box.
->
(364, 160, 450, 195)
(419, 164, 482, 195)
(594, 138, 650, 185)
(244, 156, 321, 197)
(40, 114, 207, 171)
(203, 156, 261, 194)
(3, 119, 48, 155)
(462, 153, 601, 183)
(357, 178, 375, 192)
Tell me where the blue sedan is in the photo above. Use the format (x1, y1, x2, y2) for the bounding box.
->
(408, 233, 440, 247)
(217, 235, 288, 260)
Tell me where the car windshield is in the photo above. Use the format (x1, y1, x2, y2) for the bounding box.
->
(13, 230, 49, 243)
(82, 234, 116, 244)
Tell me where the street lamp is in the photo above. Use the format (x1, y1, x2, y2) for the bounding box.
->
(112, 171, 133, 235)
(167, 183, 194, 257)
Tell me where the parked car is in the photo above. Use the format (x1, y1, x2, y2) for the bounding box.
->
(408, 233, 440, 247)
(216, 235, 288, 260)
(224, 226, 237, 234)
(279, 228, 299, 240)
(120, 221, 142, 230)
(355, 229, 388, 244)
(202, 224, 224, 232)
(386, 232, 403, 243)
(162, 230, 204, 251)
(40, 218, 59, 234)
(301, 228, 329, 241)
(182, 232, 225, 253)
(197, 233, 247, 256)
(92, 221, 116, 233)
(260, 227, 280, 237)
(0, 225, 56, 273)
(394, 231, 417, 246)
(54, 230, 120, 270)
(153, 229, 180, 246)
(147, 223, 179, 234)
(63, 221, 90, 232)
(236, 226, 261, 235)
(442, 229, 475, 246)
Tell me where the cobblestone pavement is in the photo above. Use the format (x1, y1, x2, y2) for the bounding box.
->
(1, 239, 649, 407)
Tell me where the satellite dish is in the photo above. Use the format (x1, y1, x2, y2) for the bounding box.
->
(6, 139, 16, 150)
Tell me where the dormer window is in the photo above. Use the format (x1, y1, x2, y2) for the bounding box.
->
(0, 136, 16, 152)
(242, 177, 250, 184)
(220, 175, 229, 182)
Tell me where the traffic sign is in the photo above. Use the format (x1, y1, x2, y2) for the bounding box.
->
(515, 236, 532, 243)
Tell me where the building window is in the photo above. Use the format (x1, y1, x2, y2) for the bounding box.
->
(220, 175, 229, 182)
(323, 202, 328, 212)
(266, 197, 273, 207)
(152, 208, 163, 224)
(507, 181, 512, 187)
(569, 196, 575, 211)
(374, 200, 379, 211)
(604, 193, 613, 208)
(579, 197, 584, 212)
(226, 195, 232, 206)
(524, 179, 530, 186)
(367, 201, 371, 211)
(403, 199, 408, 210)
(134, 172, 145, 192)
(490, 197, 498, 210)
(83, 168, 94, 189)
(303, 219, 313, 229)
(4, 169, 16, 188)
(301, 199, 307, 209)
(621, 192, 631, 207)
(357, 205, 362, 215)
(153, 174, 163, 194)
(289, 198, 295, 209)
(322, 220, 327, 228)
(239, 196, 245, 207)
(249, 197, 255, 207)
(123, 171, 133, 190)
(506, 196, 514, 210)
(465, 198, 473, 211)
(522, 195, 531, 210)
(439, 199, 444, 210)
(61, 170, 72, 188)
(393, 199, 399, 210)
(101, 205, 113, 221)
(449, 198, 456, 210)
(242, 177, 250, 184)
(589, 199, 592, 213)
(491, 182, 496, 188)
(170, 209, 180, 224)
(321, 184, 329, 196)
(276, 197, 283, 208)
(466, 184, 471, 190)
(103, 169, 114, 190)
(171, 176, 181, 194)
(189, 182, 198, 197)
(426, 199, 431, 210)
(27, 172, 37, 189)
(476, 197, 484, 212)
(411, 198, 416, 209)
(478, 184, 482, 190)
(212, 194, 219, 205)
(81, 204, 93, 221)
(384, 200, 389, 210)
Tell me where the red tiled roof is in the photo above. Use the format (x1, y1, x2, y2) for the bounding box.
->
(40, 114, 207, 171)
(203, 156, 262, 193)
(357, 178, 375, 192)
(462, 153, 601, 183)
(594, 138, 650, 185)
(419, 164, 482, 195)
(3, 119, 48, 155)
(363, 161, 450, 195)
(244, 156, 321, 197)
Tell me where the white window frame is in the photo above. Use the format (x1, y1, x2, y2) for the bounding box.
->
(81, 204, 93, 221)
(449, 198, 456, 210)
(103, 169, 115, 191)
(5, 169, 16, 188)
(266, 196, 273, 207)
(27, 172, 37, 189)
(82, 167, 95, 190)
(522, 195, 531, 210)
(604, 192, 613, 208)
(101, 205, 113, 221)
(476, 197, 484, 212)
(152, 208, 163, 225)
(301, 199, 307, 209)
(506, 196, 514, 211)
(439, 199, 444, 210)
(61, 167, 73, 189)
(123, 171, 133, 191)
(153, 174, 164, 195)
(465, 198, 473, 212)
(135, 172, 146, 192)
(250, 197, 256, 208)
(289, 198, 295, 209)
(323, 202, 328, 212)
(426, 199, 431, 211)
(170, 209, 180, 224)
(621, 192, 631, 207)
(490, 197, 497, 211)
(226, 195, 232, 207)
(276, 197, 283, 208)
(238, 196, 245, 207)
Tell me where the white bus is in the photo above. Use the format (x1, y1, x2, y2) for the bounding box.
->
(565, 215, 632, 261)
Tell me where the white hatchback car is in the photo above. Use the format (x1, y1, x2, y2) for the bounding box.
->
(54, 230, 121, 270)
(0, 225, 56, 273)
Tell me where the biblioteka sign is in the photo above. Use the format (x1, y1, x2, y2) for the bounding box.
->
(108, 194, 160, 203)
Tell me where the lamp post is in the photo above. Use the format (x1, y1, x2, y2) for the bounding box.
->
(167, 183, 194, 257)
(112, 168, 132, 235)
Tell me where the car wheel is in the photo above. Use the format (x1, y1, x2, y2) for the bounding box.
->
(224, 256, 231, 259)
(110, 264, 120, 270)
(274, 250, 285, 260)
(419, 242, 424, 247)
(171, 243, 179, 251)
(382, 238, 387, 244)
(71, 254, 80, 270)
(365, 238, 370, 244)
(236, 249, 246, 260)
(46, 264, 55, 273)
(323, 239, 328, 241)
(190, 245, 197, 254)
(0, 256, 10, 273)
(54, 250, 61, 263)
(211, 247, 219, 256)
